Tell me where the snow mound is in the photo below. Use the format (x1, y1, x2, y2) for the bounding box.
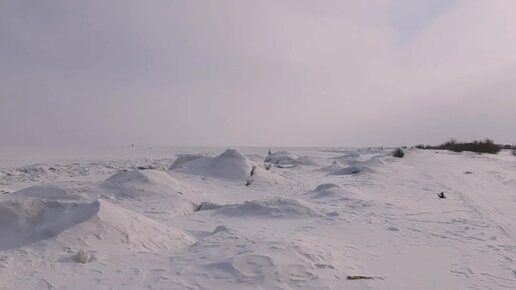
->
(214, 198, 319, 218)
(172, 149, 257, 181)
(332, 151, 360, 160)
(308, 183, 359, 200)
(64, 199, 194, 252)
(200, 246, 336, 288)
(105, 169, 179, 186)
(314, 183, 341, 191)
(170, 229, 341, 290)
(326, 155, 384, 175)
(351, 156, 385, 167)
(0, 198, 96, 250)
(333, 151, 385, 165)
(320, 160, 346, 172)
(102, 169, 197, 215)
(169, 153, 206, 170)
(11, 185, 83, 201)
(0, 198, 194, 251)
(265, 151, 315, 167)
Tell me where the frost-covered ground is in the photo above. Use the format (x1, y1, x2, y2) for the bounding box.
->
(1, 146, 516, 289)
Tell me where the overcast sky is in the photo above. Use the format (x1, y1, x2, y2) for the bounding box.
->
(1, 0, 515, 148)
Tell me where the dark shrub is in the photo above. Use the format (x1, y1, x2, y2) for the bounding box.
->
(420, 139, 501, 154)
(393, 147, 405, 158)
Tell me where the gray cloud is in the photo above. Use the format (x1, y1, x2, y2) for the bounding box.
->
(1, 0, 515, 148)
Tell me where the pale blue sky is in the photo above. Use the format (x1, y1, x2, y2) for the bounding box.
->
(1, 0, 515, 148)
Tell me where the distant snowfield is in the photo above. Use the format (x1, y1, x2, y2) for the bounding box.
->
(1, 146, 516, 289)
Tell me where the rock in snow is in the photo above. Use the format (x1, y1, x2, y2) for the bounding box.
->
(75, 248, 90, 264)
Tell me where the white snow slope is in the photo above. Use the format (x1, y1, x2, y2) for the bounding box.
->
(1, 147, 516, 289)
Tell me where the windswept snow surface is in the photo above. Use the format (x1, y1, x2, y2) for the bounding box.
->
(1, 146, 516, 289)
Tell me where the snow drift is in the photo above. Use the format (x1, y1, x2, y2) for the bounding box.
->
(104, 169, 181, 188)
(170, 226, 341, 290)
(169, 153, 207, 170)
(212, 198, 319, 218)
(320, 160, 346, 172)
(0, 198, 97, 250)
(307, 183, 360, 201)
(11, 185, 83, 201)
(102, 169, 198, 215)
(0, 197, 194, 252)
(329, 165, 375, 175)
(59, 199, 194, 252)
(327, 156, 384, 175)
(265, 151, 316, 167)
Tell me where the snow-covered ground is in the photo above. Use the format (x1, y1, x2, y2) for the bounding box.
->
(1, 146, 515, 289)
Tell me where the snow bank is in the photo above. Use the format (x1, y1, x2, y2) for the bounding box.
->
(0, 197, 194, 251)
(213, 198, 319, 218)
(171, 149, 257, 181)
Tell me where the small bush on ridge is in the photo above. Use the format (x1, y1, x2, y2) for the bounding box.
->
(393, 148, 405, 158)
